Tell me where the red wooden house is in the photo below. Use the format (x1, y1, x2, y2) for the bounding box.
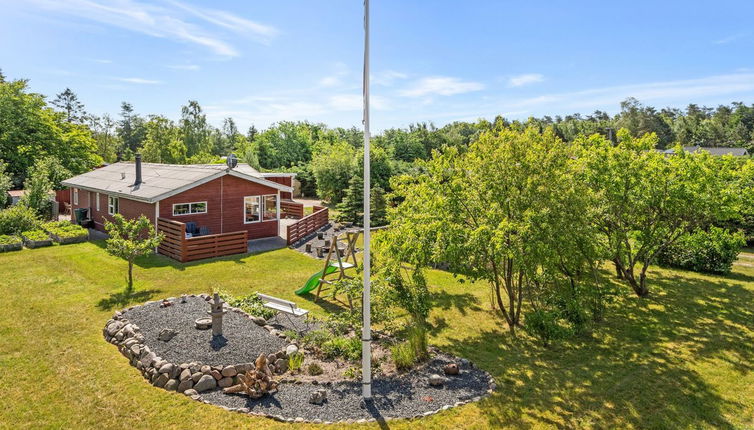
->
(61, 156, 297, 260)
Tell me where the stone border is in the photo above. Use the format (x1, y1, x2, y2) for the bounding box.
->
(104, 295, 496, 424)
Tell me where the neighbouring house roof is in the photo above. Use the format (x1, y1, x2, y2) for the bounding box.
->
(61, 162, 293, 204)
(7, 190, 26, 198)
(662, 146, 750, 157)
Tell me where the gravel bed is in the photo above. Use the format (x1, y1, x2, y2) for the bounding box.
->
(121, 296, 286, 365)
(200, 353, 491, 422)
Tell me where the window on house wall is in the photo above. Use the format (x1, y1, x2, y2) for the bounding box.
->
(263, 195, 278, 221)
(172, 202, 207, 216)
(96, 193, 100, 211)
(244, 196, 260, 223)
(73, 188, 78, 205)
(108, 196, 119, 215)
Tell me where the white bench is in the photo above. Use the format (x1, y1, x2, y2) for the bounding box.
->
(257, 293, 309, 317)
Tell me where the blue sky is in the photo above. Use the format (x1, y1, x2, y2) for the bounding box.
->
(2, 0, 754, 131)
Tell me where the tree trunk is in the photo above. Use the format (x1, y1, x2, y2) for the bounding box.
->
(127, 260, 134, 293)
(612, 258, 625, 280)
(624, 266, 649, 297)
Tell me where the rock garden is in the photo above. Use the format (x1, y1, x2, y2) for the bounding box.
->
(104, 293, 494, 424)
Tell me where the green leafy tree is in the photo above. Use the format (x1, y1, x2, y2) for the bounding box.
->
(311, 141, 356, 203)
(51, 87, 86, 123)
(180, 100, 213, 157)
(88, 114, 119, 163)
(104, 214, 163, 292)
(0, 162, 12, 209)
(19, 161, 53, 218)
(117, 102, 146, 159)
(578, 129, 740, 296)
(255, 121, 316, 168)
(381, 128, 594, 334)
(141, 115, 186, 164)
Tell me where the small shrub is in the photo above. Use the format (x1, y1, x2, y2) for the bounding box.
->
(0, 205, 40, 235)
(524, 309, 569, 347)
(406, 325, 429, 361)
(657, 227, 745, 274)
(42, 221, 87, 240)
(217, 290, 276, 320)
(282, 329, 300, 341)
(390, 341, 417, 370)
(302, 329, 333, 347)
(0, 234, 22, 245)
(288, 352, 304, 372)
(21, 229, 50, 242)
(343, 366, 360, 380)
(307, 363, 323, 376)
(321, 336, 361, 361)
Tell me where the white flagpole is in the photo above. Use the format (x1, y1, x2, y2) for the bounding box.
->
(361, 0, 372, 400)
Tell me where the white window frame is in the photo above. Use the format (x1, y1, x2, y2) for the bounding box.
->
(95, 192, 100, 211)
(73, 188, 78, 205)
(172, 201, 208, 216)
(261, 194, 279, 222)
(108, 196, 119, 215)
(243, 196, 261, 224)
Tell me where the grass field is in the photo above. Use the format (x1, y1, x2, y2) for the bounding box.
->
(0, 242, 752, 429)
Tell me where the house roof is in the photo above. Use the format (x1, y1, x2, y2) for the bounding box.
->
(681, 146, 749, 157)
(61, 162, 293, 203)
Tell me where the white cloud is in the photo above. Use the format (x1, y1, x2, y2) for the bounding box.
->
(507, 73, 545, 87)
(92, 58, 112, 64)
(372, 70, 408, 86)
(714, 33, 746, 45)
(26, 0, 278, 57)
(399, 76, 484, 97)
(167, 64, 200, 71)
(318, 76, 342, 88)
(115, 77, 162, 84)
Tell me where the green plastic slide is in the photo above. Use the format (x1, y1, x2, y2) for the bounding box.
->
(295, 265, 339, 295)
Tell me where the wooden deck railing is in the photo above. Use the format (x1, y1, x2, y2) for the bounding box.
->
(286, 206, 329, 245)
(156, 218, 248, 262)
(280, 200, 304, 219)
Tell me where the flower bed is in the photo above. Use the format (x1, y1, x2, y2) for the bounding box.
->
(0, 235, 23, 252)
(21, 229, 53, 248)
(42, 221, 88, 244)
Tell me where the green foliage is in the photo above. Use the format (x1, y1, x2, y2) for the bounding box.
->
(0, 205, 40, 235)
(42, 221, 87, 239)
(578, 130, 741, 296)
(524, 309, 570, 347)
(0, 163, 13, 209)
(21, 229, 49, 242)
(140, 115, 186, 164)
(104, 214, 163, 291)
(288, 351, 304, 372)
(321, 336, 361, 361)
(302, 329, 333, 347)
(375, 266, 431, 328)
(20, 160, 54, 219)
(311, 141, 356, 203)
(216, 290, 276, 320)
(306, 363, 323, 376)
(658, 227, 746, 274)
(255, 121, 316, 169)
(0, 234, 22, 245)
(390, 341, 417, 370)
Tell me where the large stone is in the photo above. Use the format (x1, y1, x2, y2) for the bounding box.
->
(308, 388, 327, 405)
(428, 374, 447, 386)
(285, 344, 299, 356)
(195, 317, 212, 330)
(164, 379, 179, 391)
(221, 366, 237, 377)
(154, 373, 170, 388)
(140, 352, 156, 368)
(191, 372, 203, 383)
(177, 379, 193, 393)
(251, 316, 267, 326)
(210, 370, 222, 380)
(443, 363, 460, 376)
(158, 363, 174, 374)
(200, 365, 211, 374)
(129, 344, 141, 357)
(106, 321, 123, 336)
(184, 389, 199, 397)
(274, 358, 288, 374)
(179, 369, 192, 381)
(218, 377, 234, 388)
(158, 328, 177, 342)
(194, 374, 217, 393)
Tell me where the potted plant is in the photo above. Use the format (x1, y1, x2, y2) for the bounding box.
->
(0, 235, 23, 252)
(21, 229, 53, 248)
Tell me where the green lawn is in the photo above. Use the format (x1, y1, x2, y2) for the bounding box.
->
(1, 242, 753, 429)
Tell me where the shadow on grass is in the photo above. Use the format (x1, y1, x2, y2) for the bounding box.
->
(91, 240, 250, 270)
(96, 288, 161, 311)
(436, 268, 754, 429)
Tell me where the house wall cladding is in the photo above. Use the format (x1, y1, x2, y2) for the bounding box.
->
(72, 189, 156, 231)
(70, 175, 279, 240)
(159, 175, 279, 239)
(265, 177, 293, 199)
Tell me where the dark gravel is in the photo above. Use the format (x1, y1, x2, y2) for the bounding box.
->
(201, 354, 491, 422)
(121, 296, 286, 366)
